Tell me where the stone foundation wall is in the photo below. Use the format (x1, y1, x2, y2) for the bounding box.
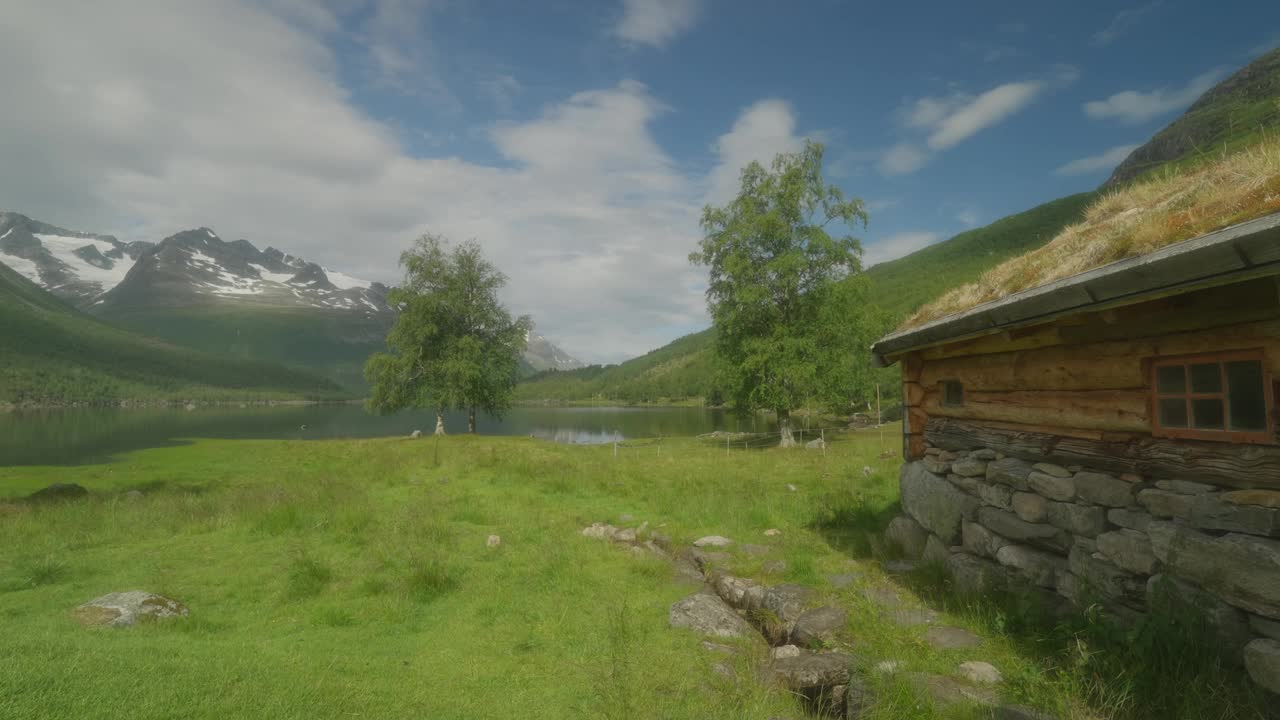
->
(887, 444, 1280, 696)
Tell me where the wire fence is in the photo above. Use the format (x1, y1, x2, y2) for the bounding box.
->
(594, 423, 897, 460)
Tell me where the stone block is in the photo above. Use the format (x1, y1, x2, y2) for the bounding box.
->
(978, 507, 1067, 550)
(952, 457, 988, 477)
(1189, 495, 1280, 537)
(1149, 524, 1280, 620)
(923, 534, 951, 565)
(961, 518, 1009, 559)
(1095, 529, 1158, 575)
(1137, 489, 1194, 519)
(1146, 574, 1252, 656)
(1067, 546, 1144, 605)
(1107, 508, 1153, 532)
(1028, 472, 1075, 501)
(1155, 479, 1219, 495)
(1073, 471, 1134, 507)
(971, 448, 997, 460)
(885, 515, 929, 560)
(947, 552, 1007, 594)
(1032, 463, 1071, 478)
(1244, 639, 1280, 695)
(980, 482, 1014, 511)
(948, 473, 983, 496)
(986, 457, 1034, 491)
(996, 544, 1066, 588)
(1222, 490, 1280, 509)
(923, 458, 951, 475)
(1011, 492, 1048, 523)
(901, 462, 979, 545)
(1251, 613, 1280, 641)
(1046, 502, 1107, 537)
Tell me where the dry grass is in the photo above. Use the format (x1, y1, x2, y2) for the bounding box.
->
(902, 137, 1280, 330)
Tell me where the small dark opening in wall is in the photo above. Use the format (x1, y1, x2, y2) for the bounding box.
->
(942, 380, 963, 407)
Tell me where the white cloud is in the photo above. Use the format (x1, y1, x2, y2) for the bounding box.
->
(878, 143, 930, 176)
(862, 231, 940, 267)
(1092, 2, 1162, 47)
(705, 99, 804, 205)
(1083, 68, 1230, 124)
(0, 0, 762, 363)
(1054, 144, 1139, 176)
(926, 81, 1043, 150)
(614, 0, 701, 48)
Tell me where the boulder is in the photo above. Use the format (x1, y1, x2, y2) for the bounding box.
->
(27, 483, 88, 503)
(1189, 495, 1280, 537)
(1252, 613, 1280, 641)
(766, 650, 853, 689)
(692, 535, 733, 548)
(923, 534, 950, 565)
(1094, 529, 1157, 575)
(615, 528, 637, 543)
(1046, 502, 1106, 537)
(900, 462, 978, 544)
(791, 606, 848, 648)
(924, 625, 983, 649)
(1028, 472, 1074, 501)
(996, 545, 1065, 588)
(72, 591, 188, 627)
(1067, 546, 1144, 605)
(1011, 492, 1048, 523)
(1244, 639, 1280, 695)
(961, 519, 1008, 559)
(1033, 463, 1071, 478)
(1222, 490, 1280, 509)
(905, 672, 998, 707)
(1137, 489, 1195, 519)
(978, 508, 1065, 549)
(885, 515, 929, 559)
(958, 660, 1002, 685)
(1072, 472, 1133, 507)
(947, 552, 1007, 595)
(986, 457, 1034, 490)
(1148, 525, 1280, 620)
(712, 574, 763, 611)
(951, 457, 988, 477)
(770, 644, 802, 660)
(923, 458, 951, 475)
(668, 593, 756, 639)
(805, 437, 825, 450)
(1146, 575, 1252, 655)
(582, 523, 618, 540)
(979, 482, 1014, 511)
(762, 584, 815, 628)
(949, 473, 984, 496)
(1107, 508, 1153, 532)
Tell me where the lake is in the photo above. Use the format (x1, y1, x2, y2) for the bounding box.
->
(0, 404, 779, 466)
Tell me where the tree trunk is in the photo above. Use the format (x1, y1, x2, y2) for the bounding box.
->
(468, 408, 476, 434)
(434, 412, 446, 436)
(778, 409, 796, 448)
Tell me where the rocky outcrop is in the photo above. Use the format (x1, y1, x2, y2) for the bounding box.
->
(900, 462, 978, 544)
(72, 591, 188, 627)
(668, 593, 756, 639)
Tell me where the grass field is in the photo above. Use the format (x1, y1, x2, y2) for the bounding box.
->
(0, 430, 1268, 719)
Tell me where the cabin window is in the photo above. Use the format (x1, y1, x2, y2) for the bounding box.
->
(941, 380, 964, 407)
(1150, 350, 1273, 443)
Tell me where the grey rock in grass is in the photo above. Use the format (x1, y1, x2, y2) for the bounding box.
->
(486, 534, 501, 548)
(947, 552, 1007, 595)
(739, 543, 772, 557)
(581, 523, 618, 540)
(958, 660, 1002, 685)
(1027, 472, 1074, 502)
(1072, 471, 1133, 507)
(673, 557, 704, 584)
(763, 584, 815, 627)
(668, 593, 756, 639)
(1146, 575, 1252, 655)
(73, 591, 188, 627)
(901, 462, 979, 544)
(923, 534, 951, 565)
(27, 483, 88, 503)
(764, 528, 782, 537)
(924, 625, 983, 650)
(614, 528, 637, 543)
(761, 559, 787, 575)
(1244, 639, 1280, 695)
(770, 644, 802, 660)
(689, 549, 731, 571)
(905, 672, 998, 707)
(885, 515, 929, 560)
(712, 574, 762, 611)
(692, 535, 733, 548)
(791, 606, 847, 648)
(890, 607, 940, 626)
(766, 650, 853, 689)
(826, 572, 859, 589)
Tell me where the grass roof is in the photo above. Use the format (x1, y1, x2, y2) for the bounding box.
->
(901, 136, 1280, 330)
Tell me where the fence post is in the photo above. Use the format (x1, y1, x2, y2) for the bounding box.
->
(614, 431, 619, 460)
(822, 428, 826, 456)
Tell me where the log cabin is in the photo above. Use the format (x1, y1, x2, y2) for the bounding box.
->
(870, 211, 1280, 695)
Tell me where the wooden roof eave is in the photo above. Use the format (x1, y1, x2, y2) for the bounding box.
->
(870, 211, 1280, 368)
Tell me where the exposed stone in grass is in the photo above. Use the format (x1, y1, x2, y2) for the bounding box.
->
(765, 650, 856, 716)
(947, 553, 1007, 595)
(885, 515, 928, 559)
(996, 545, 1065, 588)
(890, 607, 940, 626)
(739, 543, 772, 557)
(862, 586, 902, 607)
(669, 592, 757, 639)
(905, 671, 998, 707)
(763, 584, 814, 628)
(73, 591, 188, 627)
(958, 660, 1002, 685)
(27, 483, 88, 503)
(791, 606, 847, 648)
(409, 429, 422, 438)
(924, 625, 983, 650)
(826, 573, 858, 589)
(761, 559, 788, 575)
(486, 534, 501, 548)
(1146, 575, 1252, 656)
(693, 535, 733, 548)
(712, 574, 763, 611)
(764, 528, 782, 537)
(581, 523, 618, 540)
(771, 644, 802, 659)
(689, 549, 732, 571)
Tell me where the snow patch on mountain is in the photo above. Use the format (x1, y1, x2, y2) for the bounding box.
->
(1, 253, 39, 281)
(31, 234, 133, 289)
(323, 268, 371, 290)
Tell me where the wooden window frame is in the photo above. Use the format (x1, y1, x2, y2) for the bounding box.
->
(1149, 349, 1274, 445)
(941, 380, 964, 408)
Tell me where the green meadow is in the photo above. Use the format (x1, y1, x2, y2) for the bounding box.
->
(0, 431, 1267, 719)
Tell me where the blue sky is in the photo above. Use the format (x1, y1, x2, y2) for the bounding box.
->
(2, 0, 1278, 361)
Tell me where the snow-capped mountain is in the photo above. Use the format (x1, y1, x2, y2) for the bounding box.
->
(524, 329, 584, 372)
(0, 211, 153, 305)
(93, 227, 391, 317)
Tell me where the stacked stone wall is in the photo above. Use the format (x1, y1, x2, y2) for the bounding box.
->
(889, 444, 1280, 696)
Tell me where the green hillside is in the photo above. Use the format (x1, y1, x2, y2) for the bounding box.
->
(0, 263, 346, 406)
(514, 330, 717, 404)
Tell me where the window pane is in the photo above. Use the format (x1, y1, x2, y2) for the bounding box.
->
(942, 381, 963, 407)
(1157, 365, 1186, 394)
(1227, 360, 1268, 432)
(1190, 363, 1223, 393)
(1159, 399, 1188, 428)
(1192, 398, 1225, 430)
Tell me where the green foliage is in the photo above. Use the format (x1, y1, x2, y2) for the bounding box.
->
(0, 262, 346, 405)
(691, 140, 879, 434)
(365, 234, 531, 427)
